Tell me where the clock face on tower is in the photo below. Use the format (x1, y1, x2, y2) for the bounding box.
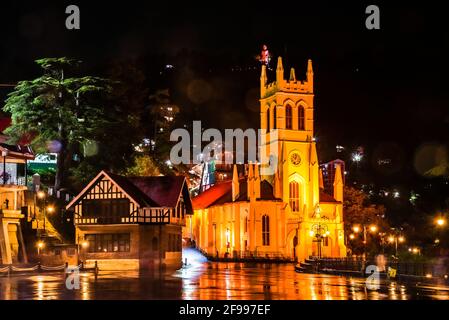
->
(290, 152, 301, 166)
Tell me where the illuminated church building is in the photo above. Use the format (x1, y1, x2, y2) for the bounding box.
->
(190, 58, 346, 262)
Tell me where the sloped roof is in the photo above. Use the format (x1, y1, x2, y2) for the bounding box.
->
(319, 190, 339, 203)
(66, 171, 193, 214)
(105, 172, 158, 207)
(192, 179, 281, 209)
(127, 176, 186, 208)
(192, 178, 340, 209)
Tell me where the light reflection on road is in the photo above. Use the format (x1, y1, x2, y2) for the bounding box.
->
(1, 259, 449, 300)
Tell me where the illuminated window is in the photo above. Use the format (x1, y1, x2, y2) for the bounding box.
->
(298, 106, 305, 130)
(85, 233, 130, 253)
(323, 237, 329, 247)
(266, 110, 270, 132)
(285, 105, 292, 129)
(273, 107, 277, 129)
(289, 181, 300, 212)
(262, 215, 270, 246)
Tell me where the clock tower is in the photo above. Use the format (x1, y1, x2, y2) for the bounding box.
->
(191, 56, 346, 262)
(260, 56, 320, 221)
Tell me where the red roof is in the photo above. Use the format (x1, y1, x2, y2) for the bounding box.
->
(192, 181, 233, 209)
(127, 176, 186, 208)
(193, 179, 340, 209)
(319, 190, 339, 203)
(192, 178, 280, 209)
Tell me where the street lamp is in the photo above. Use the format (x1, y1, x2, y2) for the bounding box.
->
(388, 234, 405, 256)
(37, 240, 45, 255)
(352, 223, 378, 260)
(225, 228, 230, 255)
(36, 191, 49, 234)
(436, 218, 446, 227)
(310, 223, 329, 259)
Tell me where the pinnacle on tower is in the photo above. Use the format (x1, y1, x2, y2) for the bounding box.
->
(276, 57, 284, 83)
(307, 59, 313, 77)
(232, 164, 240, 201)
(333, 163, 344, 202)
(289, 68, 296, 81)
(254, 164, 261, 199)
(307, 59, 314, 91)
(247, 163, 254, 201)
(274, 169, 282, 199)
(319, 168, 324, 189)
(260, 64, 267, 97)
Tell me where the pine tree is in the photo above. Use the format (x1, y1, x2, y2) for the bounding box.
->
(3, 57, 112, 190)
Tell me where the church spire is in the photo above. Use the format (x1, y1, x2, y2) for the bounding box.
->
(319, 168, 324, 189)
(232, 164, 239, 201)
(289, 67, 296, 81)
(333, 163, 344, 202)
(274, 168, 282, 198)
(307, 59, 314, 92)
(260, 64, 267, 98)
(276, 57, 284, 84)
(247, 163, 254, 201)
(254, 164, 261, 199)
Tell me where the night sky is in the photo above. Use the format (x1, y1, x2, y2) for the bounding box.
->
(1, 1, 448, 188)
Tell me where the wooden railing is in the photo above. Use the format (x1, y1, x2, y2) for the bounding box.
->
(75, 207, 185, 225)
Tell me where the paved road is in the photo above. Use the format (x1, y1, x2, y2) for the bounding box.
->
(1, 261, 449, 300)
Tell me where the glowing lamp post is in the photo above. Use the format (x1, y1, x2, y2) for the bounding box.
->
(436, 218, 446, 227)
(225, 228, 230, 255)
(37, 191, 55, 235)
(388, 234, 405, 256)
(352, 223, 378, 260)
(36, 241, 45, 255)
(309, 223, 329, 260)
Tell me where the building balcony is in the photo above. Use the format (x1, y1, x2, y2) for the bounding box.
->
(75, 207, 186, 226)
(0, 176, 28, 187)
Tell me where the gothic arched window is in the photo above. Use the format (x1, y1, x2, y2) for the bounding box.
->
(289, 181, 300, 212)
(285, 105, 292, 129)
(298, 106, 305, 130)
(266, 109, 270, 132)
(273, 107, 277, 129)
(262, 215, 270, 246)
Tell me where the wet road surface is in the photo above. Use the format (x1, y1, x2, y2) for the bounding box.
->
(1, 261, 449, 300)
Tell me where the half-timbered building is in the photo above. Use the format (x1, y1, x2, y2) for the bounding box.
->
(66, 170, 193, 271)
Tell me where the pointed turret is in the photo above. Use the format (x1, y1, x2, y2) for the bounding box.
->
(319, 168, 324, 189)
(260, 65, 267, 97)
(306, 59, 314, 92)
(289, 67, 296, 81)
(247, 163, 254, 201)
(333, 163, 344, 202)
(254, 164, 261, 199)
(274, 168, 282, 198)
(232, 164, 240, 201)
(310, 142, 318, 166)
(276, 57, 284, 85)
